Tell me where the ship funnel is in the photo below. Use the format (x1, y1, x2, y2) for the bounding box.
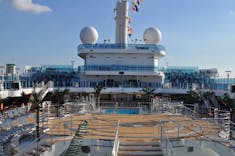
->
(115, 0, 129, 44)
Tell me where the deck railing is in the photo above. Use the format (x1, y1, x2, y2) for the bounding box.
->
(112, 120, 120, 156)
(160, 123, 174, 156)
(152, 97, 234, 142)
(14, 122, 61, 156)
(77, 43, 166, 51)
(230, 121, 235, 140)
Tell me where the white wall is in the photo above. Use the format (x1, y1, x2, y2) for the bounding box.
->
(86, 53, 155, 66)
(154, 56, 159, 66)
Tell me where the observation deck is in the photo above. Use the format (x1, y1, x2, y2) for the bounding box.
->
(79, 65, 164, 76)
(77, 43, 166, 58)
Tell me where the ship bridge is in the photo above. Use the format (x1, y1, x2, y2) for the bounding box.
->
(77, 43, 165, 76)
(78, 43, 166, 59)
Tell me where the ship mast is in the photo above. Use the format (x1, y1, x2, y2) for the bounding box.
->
(115, 0, 129, 44)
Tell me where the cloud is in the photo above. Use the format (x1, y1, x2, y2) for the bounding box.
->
(228, 10, 235, 17)
(12, 0, 52, 13)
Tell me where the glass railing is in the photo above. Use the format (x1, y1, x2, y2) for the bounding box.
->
(164, 66, 199, 73)
(81, 65, 165, 72)
(76, 81, 163, 88)
(212, 78, 235, 84)
(77, 43, 166, 51)
(41, 65, 74, 73)
(2, 78, 230, 91)
(78, 65, 205, 73)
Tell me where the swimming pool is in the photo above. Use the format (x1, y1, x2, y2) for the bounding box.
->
(104, 108, 140, 114)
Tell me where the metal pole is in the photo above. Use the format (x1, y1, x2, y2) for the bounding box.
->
(178, 125, 180, 138)
(36, 103, 40, 140)
(36, 102, 40, 155)
(166, 138, 168, 156)
(71, 115, 73, 136)
(225, 71, 231, 91)
(64, 122, 66, 145)
(57, 102, 59, 117)
(160, 123, 163, 142)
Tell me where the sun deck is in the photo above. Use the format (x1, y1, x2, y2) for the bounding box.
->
(1, 98, 235, 156)
(45, 114, 218, 142)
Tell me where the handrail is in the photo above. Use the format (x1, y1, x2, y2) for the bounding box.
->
(15, 122, 61, 155)
(12, 117, 85, 155)
(78, 43, 166, 51)
(152, 98, 233, 142)
(160, 123, 174, 156)
(112, 120, 120, 156)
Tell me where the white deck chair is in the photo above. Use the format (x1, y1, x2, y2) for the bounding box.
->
(13, 109, 20, 117)
(17, 117, 24, 127)
(8, 111, 14, 119)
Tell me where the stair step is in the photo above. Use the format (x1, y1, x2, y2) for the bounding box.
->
(76, 132, 85, 135)
(118, 151, 163, 156)
(119, 146, 162, 151)
(80, 126, 87, 128)
(119, 142, 160, 146)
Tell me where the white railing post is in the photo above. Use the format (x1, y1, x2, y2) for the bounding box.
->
(160, 123, 174, 156)
(112, 120, 120, 156)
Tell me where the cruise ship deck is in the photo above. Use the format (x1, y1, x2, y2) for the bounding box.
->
(37, 101, 235, 156)
(0, 94, 235, 156)
(1, 0, 235, 156)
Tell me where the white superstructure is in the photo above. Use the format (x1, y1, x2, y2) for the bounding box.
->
(77, 0, 166, 93)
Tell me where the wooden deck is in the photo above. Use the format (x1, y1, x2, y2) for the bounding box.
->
(44, 113, 218, 142)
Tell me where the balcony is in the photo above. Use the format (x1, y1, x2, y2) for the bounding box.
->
(77, 43, 166, 58)
(78, 43, 166, 51)
(78, 65, 164, 76)
(79, 65, 163, 72)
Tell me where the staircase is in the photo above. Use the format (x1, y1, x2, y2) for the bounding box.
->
(28, 81, 53, 112)
(117, 141, 164, 156)
(63, 120, 88, 156)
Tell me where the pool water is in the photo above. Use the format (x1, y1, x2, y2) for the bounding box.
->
(104, 108, 139, 114)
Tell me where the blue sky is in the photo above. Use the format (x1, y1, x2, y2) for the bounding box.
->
(0, 0, 235, 77)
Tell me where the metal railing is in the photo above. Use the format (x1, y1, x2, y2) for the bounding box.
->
(13, 122, 61, 156)
(13, 116, 90, 156)
(78, 43, 166, 51)
(112, 120, 120, 156)
(84, 64, 163, 71)
(152, 97, 235, 142)
(230, 121, 235, 140)
(160, 123, 174, 156)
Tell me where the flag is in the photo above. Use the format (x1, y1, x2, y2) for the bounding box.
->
(128, 26, 133, 37)
(132, 0, 138, 6)
(132, 5, 137, 13)
(137, 0, 140, 5)
(132, 0, 140, 13)
(134, 4, 139, 12)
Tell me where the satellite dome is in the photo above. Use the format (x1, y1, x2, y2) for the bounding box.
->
(80, 26, 98, 44)
(158, 50, 166, 58)
(143, 27, 162, 44)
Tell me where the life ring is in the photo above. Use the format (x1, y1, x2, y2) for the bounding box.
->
(81, 146, 90, 153)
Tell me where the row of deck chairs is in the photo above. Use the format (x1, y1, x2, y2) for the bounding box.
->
(7, 108, 26, 119)
(0, 112, 35, 156)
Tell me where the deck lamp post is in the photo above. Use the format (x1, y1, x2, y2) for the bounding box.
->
(225, 71, 231, 91)
(30, 87, 44, 155)
(31, 90, 42, 142)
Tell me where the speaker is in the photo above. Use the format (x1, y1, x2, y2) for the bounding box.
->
(231, 85, 235, 93)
